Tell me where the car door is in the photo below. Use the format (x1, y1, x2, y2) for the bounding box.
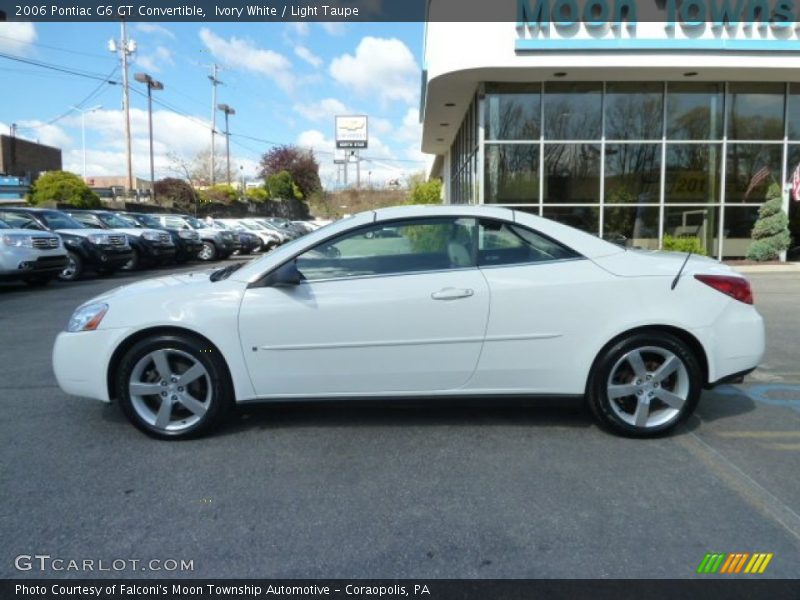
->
(238, 216, 490, 397)
(470, 218, 614, 395)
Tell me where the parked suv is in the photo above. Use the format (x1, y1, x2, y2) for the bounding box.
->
(0, 208, 132, 281)
(0, 218, 68, 285)
(117, 212, 203, 263)
(66, 210, 175, 270)
(155, 214, 237, 261)
(214, 219, 280, 252)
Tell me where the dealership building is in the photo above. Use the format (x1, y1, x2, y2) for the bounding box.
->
(421, 8, 800, 259)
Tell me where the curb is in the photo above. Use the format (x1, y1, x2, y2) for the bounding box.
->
(728, 264, 800, 273)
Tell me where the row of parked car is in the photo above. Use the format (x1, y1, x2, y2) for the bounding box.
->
(0, 206, 322, 285)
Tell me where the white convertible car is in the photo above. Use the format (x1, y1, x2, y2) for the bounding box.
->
(53, 205, 764, 439)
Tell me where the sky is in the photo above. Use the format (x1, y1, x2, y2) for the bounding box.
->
(0, 21, 427, 189)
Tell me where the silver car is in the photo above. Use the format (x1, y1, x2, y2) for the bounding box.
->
(0, 218, 68, 286)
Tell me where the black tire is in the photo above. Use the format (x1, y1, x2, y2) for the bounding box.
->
(586, 331, 702, 438)
(198, 241, 217, 261)
(58, 251, 83, 282)
(115, 333, 233, 440)
(121, 248, 140, 271)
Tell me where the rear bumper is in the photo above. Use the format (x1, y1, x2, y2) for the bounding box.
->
(698, 301, 765, 385)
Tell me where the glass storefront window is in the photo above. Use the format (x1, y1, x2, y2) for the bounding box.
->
(542, 206, 600, 236)
(722, 206, 760, 258)
(605, 83, 663, 140)
(727, 83, 785, 141)
(485, 84, 540, 141)
(603, 206, 660, 250)
(485, 144, 539, 204)
(664, 144, 721, 204)
(666, 82, 724, 140)
(543, 83, 602, 140)
(543, 143, 600, 203)
(725, 144, 782, 204)
(664, 206, 719, 257)
(604, 144, 661, 203)
(789, 84, 800, 140)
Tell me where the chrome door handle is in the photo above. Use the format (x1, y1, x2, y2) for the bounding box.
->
(431, 287, 474, 300)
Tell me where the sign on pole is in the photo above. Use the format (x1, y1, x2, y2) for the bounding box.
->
(335, 115, 368, 149)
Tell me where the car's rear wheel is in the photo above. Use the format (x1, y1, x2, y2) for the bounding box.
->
(115, 334, 233, 440)
(58, 251, 83, 282)
(198, 241, 217, 261)
(587, 332, 702, 437)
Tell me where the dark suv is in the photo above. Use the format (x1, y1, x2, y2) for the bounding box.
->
(0, 207, 132, 281)
(65, 210, 175, 270)
(155, 214, 238, 261)
(118, 212, 203, 263)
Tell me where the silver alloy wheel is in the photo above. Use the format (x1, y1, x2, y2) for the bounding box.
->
(198, 242, 215, 261)
(128, 348, 212, 434)
(606, 346, 690, 429)
(60, 255, 77, 280)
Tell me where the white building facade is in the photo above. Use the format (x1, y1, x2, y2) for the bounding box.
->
(421, 6, 800, 259)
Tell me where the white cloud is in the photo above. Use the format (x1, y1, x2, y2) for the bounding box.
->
(14, 120, 71, 149)
(294, 45, 322, 68)
(134, 46, 174, 74)
(199, 28, 294, 92)
(0, 22, 37, 54)
(321, 23, 346, 36)
(396, 107, 422, 143)
(370, 117, 393, 136)
(135, 23, 176, 39)
(329, 37, 419, 105)
(293, 98, 349, 123)
(287, 22, 310, 37)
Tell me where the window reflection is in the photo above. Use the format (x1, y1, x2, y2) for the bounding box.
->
(605, 83, 663, 140)
(603, 206, 660, 250)
(543, 143, 600, 203)
(604, 144, 661, 203)
(543, 83, 602, 140)
(727, 83, 784, 140)
(485, 144, 539, 204)
(486, 84, 540, 140)
(725, 144, 782, 204)
(542, 206, 600, 235)
(722, 206, 760, 258)
(666, 82, 724, 140)
(664, 144, 721, 204)
(664, 206, 719, 257)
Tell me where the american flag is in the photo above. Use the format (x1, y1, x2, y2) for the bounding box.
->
(744, 166, 771, 200)
(792, 163, 800, 202)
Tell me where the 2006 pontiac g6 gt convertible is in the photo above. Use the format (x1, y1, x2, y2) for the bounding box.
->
(53, 205, 765, 439)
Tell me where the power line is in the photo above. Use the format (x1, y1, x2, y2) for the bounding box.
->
(0, 51, 120, 83)
(0, 33, 116, 60)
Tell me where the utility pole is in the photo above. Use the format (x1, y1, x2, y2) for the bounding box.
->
(134, 73, 163, 203)
(109, 24, 136, 194)
(208, 64, 222, 185)
(217, 103, 235, 185)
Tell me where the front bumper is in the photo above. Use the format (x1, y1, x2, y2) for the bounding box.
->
(53, 327, 132, 402)
(141, 241, 176, 261)
(0, 253, 68, 279)
(86, 244, 134, 269)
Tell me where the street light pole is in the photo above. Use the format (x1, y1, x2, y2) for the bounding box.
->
(108, 24, 136, 194)
(134, 73, 164, 203)
(70, 104, 102, 180)
(217, 103, 235, 186)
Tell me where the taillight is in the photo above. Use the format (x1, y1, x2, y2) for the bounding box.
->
(694, 274, 753, 305)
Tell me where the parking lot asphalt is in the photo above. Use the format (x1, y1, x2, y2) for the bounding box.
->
(0, 266, 798, 579)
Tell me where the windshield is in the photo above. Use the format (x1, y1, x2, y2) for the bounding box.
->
(186, 216, 207, 229)
(99, 213, 135, 228)
(240, 220, 265, 230)
(135, 214, 162, 228)
(40, 211, 86, 230)
(0, 219, 9, 229)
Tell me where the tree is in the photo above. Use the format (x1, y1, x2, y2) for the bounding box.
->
(259, 145, 321, 198)
(746, 183, 792, 261)
(245, 186, 269, 203)
(153, 178, 197, 212)
(29, 171, 101, 208)
(202, 184, 238, 205)
(266, 170, 300, 200)
(168, 148, 226, 187)
(408, 178, 442, 205)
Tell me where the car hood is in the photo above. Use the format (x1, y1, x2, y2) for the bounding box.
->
(0, 228, 59, 237)
(108, 228, 162, 237)
(54, 228, 108, 237)
(88, 270, 217, 304)
(591, 249, 737, 278)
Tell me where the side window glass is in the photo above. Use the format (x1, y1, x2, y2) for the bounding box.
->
(478, 220, 580, 266)
(296, 217, 477, 281)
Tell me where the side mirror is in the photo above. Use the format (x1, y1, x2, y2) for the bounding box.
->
(266, 260, 303, 287)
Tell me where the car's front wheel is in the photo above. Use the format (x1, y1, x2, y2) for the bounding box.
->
(587, 331, 702, 437)
(198, 241, 217, 261)
(58, 251, 83, 282)
(115, 334, 233, 439)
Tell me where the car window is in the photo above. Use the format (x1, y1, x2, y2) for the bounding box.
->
(295, 217, 477, 282)
(98, 213, 133, 228)
(71, 214, 101, 227)
(0, 212, 44, 230)
(164, 216, 187, 229)
(478, 219, 581, 266)
(136, 214, 161, 228)
(0, 219, 9, 229)
(39, 211, 86, 230)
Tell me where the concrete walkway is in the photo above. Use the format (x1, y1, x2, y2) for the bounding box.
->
(728, 262, 800, 273)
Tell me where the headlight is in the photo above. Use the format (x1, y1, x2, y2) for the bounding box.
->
(2, 234, 33, 248)
(141, 230, 161, 242)
(67, 302, 109, 332)
(87, 233, 110, 245)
